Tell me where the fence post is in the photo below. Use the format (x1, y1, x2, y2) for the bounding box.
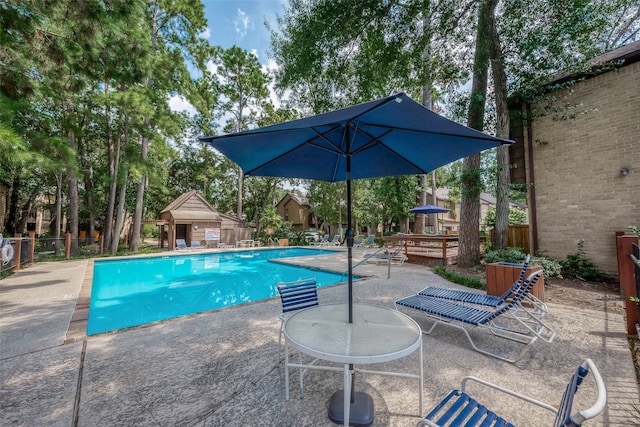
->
(13, 233, 21, 271)
(28, 231, 35, 263)
(65, 232, 71, 259)
(617, 234, 639, 335)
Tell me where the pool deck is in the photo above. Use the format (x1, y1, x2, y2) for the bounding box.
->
(1, 247, 638, 426)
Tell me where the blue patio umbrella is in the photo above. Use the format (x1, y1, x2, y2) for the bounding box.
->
(201, 92, 511, 424)
(409, 204, 450, 214)
(410, 205, 450, 234)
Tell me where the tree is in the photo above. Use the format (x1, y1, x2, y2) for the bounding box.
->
(214, 46, 271, 219)
(458, 0, 496, 267)
(488, 0, 510, 250)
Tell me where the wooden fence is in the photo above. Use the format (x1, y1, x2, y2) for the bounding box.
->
(489, 224, 531, 253)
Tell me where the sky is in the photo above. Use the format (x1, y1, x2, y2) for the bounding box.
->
(202, 0, 284, 63)
(169, 0, 285, 114)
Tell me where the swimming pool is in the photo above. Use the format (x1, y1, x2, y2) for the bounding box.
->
(87, 248, 346, 335)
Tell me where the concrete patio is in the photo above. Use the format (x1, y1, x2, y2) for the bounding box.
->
(1, 249, 638, 426)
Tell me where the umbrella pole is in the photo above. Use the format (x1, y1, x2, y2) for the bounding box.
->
(327, 148, 375, 427)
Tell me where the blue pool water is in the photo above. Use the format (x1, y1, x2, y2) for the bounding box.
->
(87, 248, 345, 335)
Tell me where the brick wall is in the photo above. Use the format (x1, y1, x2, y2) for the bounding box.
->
(527, 61, 639, 276)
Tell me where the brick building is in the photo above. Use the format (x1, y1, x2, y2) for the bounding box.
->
(511, 40, 640, 276)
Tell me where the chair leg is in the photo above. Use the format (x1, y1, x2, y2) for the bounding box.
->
(277, 324, 284, 365)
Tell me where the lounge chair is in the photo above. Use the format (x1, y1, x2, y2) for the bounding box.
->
(175, 239, 188, 250)
(418, 358, 607, 427)
(276, 278, 319, 363)
(328, 235, 341, 246)
(364, 246, 407, 265)
(311, 235, 329, 246)
(190, 240, 204, 250)
(358, 235, 376, 248)
(396, 272, 551, 363)
(352, 235, 365, 247)
(417, 255, 548, 319)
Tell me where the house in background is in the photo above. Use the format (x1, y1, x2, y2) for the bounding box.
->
(479, 192, 528, 230)
(275, 191, 317, 232)
(417, 189, 527, 234)
(510, 40, 639, 276)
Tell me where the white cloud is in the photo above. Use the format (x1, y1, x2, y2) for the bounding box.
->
(168, 95, 197, 115)
(206, 59, 218, 74)
(198, 27, 211, 39)
(234, 9, 250, 37)
(250, 49, 259, 59)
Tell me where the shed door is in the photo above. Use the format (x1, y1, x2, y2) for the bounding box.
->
(176, 224, 188, 240)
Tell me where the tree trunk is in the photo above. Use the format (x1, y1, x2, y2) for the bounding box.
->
(55, 172, 62, 255)
(488, 6, 510, 250)
(130, 135, 147, 252)
(431, 172, 438, 233)
(237, 166, 243, 220)
(458, 0, 496, 268)
(112, 169, 128, 253)
(414, 174, 427, 234)
(6, 172, 20, 234)
(78, 134, 96, 245)
(67, 129, 79, 255)
(103, 81, 116, 252)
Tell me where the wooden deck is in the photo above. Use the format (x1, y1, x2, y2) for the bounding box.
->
(383, 234, 486, 267)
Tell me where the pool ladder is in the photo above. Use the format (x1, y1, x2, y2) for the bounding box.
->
(341, 247, 392, 281)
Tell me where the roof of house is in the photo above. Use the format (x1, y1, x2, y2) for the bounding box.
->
(480, 192, 527, 209)
(277, 191, 309, 207)
(548, 39, 640, 86)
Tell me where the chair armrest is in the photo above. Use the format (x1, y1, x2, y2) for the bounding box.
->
(460, 376, 558, 414)
(573, 358, 607, 424)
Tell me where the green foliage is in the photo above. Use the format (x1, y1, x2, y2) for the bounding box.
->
(433, 266, 486, 290)
(530, 256, 563, 279)
(483, 247, 562, 278)
(482, 206, 527, 228)
(560, 240, 608, 281)
(483, 247, 527, 264)
(629, 226, 640, 238)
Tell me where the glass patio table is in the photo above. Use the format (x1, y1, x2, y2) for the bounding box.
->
(283, 303, 423, 427)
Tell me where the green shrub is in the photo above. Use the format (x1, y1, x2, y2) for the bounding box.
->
(560, 240, 608, 281)
(530, 256, 563, 278)
(433, 266, 485, 290)
(483, 247, 526, 264)
(483, 247, 562, 278)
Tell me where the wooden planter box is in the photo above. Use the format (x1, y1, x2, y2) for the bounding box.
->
(485, 262, 545, 301)
(279, 238, 289, 247)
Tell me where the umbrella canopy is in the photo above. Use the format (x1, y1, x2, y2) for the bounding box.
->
(409, 204, 450, 214)
(201, 92, 512, 323)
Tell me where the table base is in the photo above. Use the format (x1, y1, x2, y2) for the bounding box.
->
(328, 390, 374, 427)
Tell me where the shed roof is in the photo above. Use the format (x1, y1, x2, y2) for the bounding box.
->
(160, 190, 222, 221)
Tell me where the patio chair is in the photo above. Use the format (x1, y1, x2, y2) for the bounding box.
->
(417, 255, 548, 320)
(276, 278, 319, 364)
(352, 235, 365, 247)
(418, 358, 607, 427)
(328, 234, 341, 246)
(312, 235, 329, 246)
(395, 272, 551, 363)
(175, 239, 188, 250)
(364, 246, 407, 265)
(359, 235, 376, 248)
(190, 240, 204, 251)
